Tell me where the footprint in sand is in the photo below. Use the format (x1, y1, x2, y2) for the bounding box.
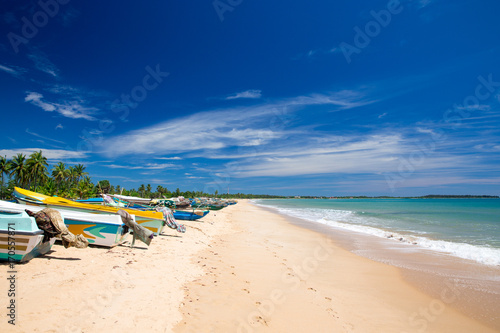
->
(325, 297, 332, 301)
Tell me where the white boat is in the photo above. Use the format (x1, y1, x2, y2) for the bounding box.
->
(0, 200, 130, 248)
(0, 210, 56, 262)
(110, 194, 152, 205)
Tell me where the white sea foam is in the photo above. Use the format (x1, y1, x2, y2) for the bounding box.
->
(254, 201, 500, 266)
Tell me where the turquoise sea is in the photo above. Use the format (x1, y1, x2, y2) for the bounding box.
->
(253, 198, 500, 266)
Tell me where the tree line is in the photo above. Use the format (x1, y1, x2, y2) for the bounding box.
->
(0, 151, 94, 200)
(0, 151, 287, 200)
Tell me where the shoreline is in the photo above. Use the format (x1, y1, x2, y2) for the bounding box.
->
(175, 200, 498, 332)
(252, 199, 500, 330)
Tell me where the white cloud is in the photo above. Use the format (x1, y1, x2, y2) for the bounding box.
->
(0, 63, 26, 78)
(154, 156, 183, 160)
(226, 89, 262, 100)
(0, 148, 86, 160)
(28, 52, 59, 77)
(0, 64, 18, 75)
(230, 134, 468, 178)
(99, 91, 376, 158)
(108, 163, 178, 170)
(26, 128, 66, 144)
(25, 91, 98, 121)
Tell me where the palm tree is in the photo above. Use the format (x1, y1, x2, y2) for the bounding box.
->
(146, 184, 152, 197)
(67, 166, 78, 187)
(26, 150, 48, 191)
(0, 156, 8, 187)
(82, 176, 95, 194)
(156, 185, 164, 198)
(40, 178, 57, 196)
(0, 156, 9, 199)
(138, 184, 145, 197)
(52, 162, 67, 193)
(75, 176, 95, 199)
(8, 153, 27, 188)
(73, 164, 87, 183)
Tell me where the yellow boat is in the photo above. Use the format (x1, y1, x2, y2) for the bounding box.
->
(13, 187, 166, 235)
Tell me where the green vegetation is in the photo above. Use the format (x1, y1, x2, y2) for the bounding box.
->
(0, 151, 95, 200)
(0, 151, 288, 200)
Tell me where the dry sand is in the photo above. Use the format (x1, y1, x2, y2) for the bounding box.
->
(1, 200, 497, 332)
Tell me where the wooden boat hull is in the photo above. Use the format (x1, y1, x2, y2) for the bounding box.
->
(14, 188, 165, 236)
(0, 200, 129, 248)
(0, 211, 55, 262)
(173, 210, 209, 220)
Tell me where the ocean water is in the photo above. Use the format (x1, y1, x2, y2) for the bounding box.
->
(253, 198, 500, 266)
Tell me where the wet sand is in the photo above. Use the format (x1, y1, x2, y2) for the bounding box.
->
(174, 200, 497, 333)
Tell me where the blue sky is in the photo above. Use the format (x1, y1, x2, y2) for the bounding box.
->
(1, 0, 499, 196)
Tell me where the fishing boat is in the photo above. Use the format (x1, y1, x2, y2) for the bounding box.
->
(189, 197, 228, 210)
(0, 210, 56, 262)
(0, 200, 129, 247)
(151, 197, 191, 209)
(110, 194, 152, 205)
(13, 188, 166, 236)
(173, 209, 209, 221)
(76, 197, 127, 207)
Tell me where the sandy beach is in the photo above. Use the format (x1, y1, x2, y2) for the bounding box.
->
(1, 200, 497, 332)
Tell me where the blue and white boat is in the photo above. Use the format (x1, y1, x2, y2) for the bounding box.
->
(0, 200, 130, 248)
(0, 210, 55, 262)
(173, 209, 209, 221)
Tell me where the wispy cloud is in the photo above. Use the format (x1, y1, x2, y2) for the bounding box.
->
(0, 64, 18, 75)
(25, 128, 66, 145)
(154, 156, 183, 160)
(226, 89, 262, 100)
(0, 63, 25, 78)
(293, 47, 342, 61)
(0, 148, 86, 160)
(99, 91, 371, 158)
(28, 52, 59, 77)
(108, 163, 179, 170)
(25, 91, 98, 121)
(230, 133, 456, 177)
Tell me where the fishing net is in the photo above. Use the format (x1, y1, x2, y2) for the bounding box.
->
(26, 208, 89, 248)
(155, 206, 186, 233)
